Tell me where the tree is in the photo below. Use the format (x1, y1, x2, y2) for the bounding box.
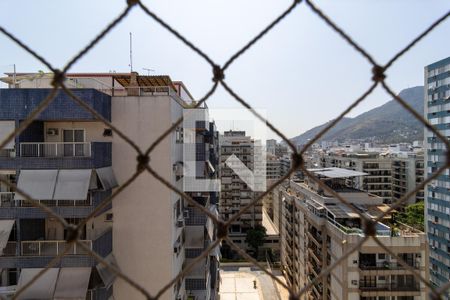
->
(245, 225, 267, 258)
(396, 201, 424, 231)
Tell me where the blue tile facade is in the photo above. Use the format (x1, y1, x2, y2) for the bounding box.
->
(0, 88, 113, 299)
(0, 89, 111, 122)
(425, 56, 450, 296)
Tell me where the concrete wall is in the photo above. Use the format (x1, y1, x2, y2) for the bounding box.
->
(112, 95, 182, 300)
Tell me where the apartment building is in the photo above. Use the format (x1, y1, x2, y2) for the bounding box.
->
(424, 56, 450, 295)
(322, 152, 392, 203)
(219, 131, 263, 249)
(280, 168, 429, 300)
(266, 139, 277, 156)
(0, 72, 219, 300)
(267, 154, 281, 180)
(391, 153, 424, 204)
(0, 82, 116, 299)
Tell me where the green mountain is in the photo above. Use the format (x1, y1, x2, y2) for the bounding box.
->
(291, 86, 424, 145)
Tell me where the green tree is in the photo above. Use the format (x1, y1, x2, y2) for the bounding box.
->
(245, 225, 267, 258)
(396, 201, 424, 231)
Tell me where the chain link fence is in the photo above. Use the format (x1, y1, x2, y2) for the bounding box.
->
(0, 0, 449, 299)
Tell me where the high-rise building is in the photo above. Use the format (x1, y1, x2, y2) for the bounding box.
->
(280, 168, 429, 299)
(219, 131, 263, 247)
(322, 152, 393, 203)
(424, 56, 450, 295)
(266, 139, 277, 156)
(391, 152, 424, 204)
(0, 72, 220, 300)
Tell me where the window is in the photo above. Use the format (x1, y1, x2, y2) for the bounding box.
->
(62, 129, 85, 156)
(175, 127, 183, 143)
(105, 213, 113, 222)
(173, 199, 181, 220)
(378, 253, 386, 260)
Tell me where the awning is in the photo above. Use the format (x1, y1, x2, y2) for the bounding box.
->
(307, 167, 368, 178)
(53, 169, 92, 200)
(96, 254, 118, 289)
(0, 220, 14, 254)
(54, 267, 91, 299)
(15, 170, 58, 200)
(16, 268, 59, 299)
(96, 167, 118, 191)
(0, 121, 15, 149)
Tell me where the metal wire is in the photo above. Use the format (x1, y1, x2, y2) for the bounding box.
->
(0, 0, 449, 299)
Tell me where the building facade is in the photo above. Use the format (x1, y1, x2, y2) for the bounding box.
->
(322, 152, 393, 203)
(424, 56, 450, 295)
(0, 86, 116, 299)
(219, 131, 263, 250)
(0, 72, 220, 300)
(391, 153, 424, 204)
(280, 168, 429, 300)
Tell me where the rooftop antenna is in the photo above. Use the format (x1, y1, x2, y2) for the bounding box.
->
(129, 32, 133, 72)
(13, 64, 16, 88)
(142, 68, 154, 76)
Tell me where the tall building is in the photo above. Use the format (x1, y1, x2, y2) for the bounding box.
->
(280, 168, 429, 300)
(424, 56, 450, 295)
(219, 131, 262, 248)
(0, 72, 220, 300)
(391, 152, 424, 204)
(266, 154, 281, 180)
(266, 139, 277, 156)
(322, 152, 393, 203)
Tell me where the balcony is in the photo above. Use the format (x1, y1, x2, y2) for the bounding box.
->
(21, 240, 92, 256)
(359, 260, 419, 270)
(3, 240, 92, 257)
(20, 142, 91, 158)
(0, 142, 112, 169)
(359, 282, 420, 292)
(0, 229, 111, 268)
(0, 192, 97, 218)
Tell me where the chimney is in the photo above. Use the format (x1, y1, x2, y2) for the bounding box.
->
(127, 71, 139, 96)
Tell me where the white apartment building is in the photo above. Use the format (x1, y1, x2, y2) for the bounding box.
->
(391, 153, 424, 204)
(322, 152, 392, 203)
(1, 72, 219, 300)
(279, 168, 429, 300)
(219, 131, 263, 249)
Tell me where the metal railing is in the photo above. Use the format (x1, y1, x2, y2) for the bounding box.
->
(19, 142, 91, 157)
(0, 192, 14, 207)
(359, 261, 420, 270)
(0, 1, 447, 299)
(21, 240, 92, 256)
(16, 198, 92, 207)
(359, 281, 420, 292)
(0, 193, 92, 207)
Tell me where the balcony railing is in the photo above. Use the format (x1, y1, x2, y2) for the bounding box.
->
(359, 261, 419, 270)
(20, 142, 91, 157)
(21, 240, 92, 256)
(359, 282, 420, 292)
(0, 192, 14, 207)
(0, 193, 92, 207)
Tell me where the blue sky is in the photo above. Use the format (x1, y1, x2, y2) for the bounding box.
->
(0, 0, 449, 140)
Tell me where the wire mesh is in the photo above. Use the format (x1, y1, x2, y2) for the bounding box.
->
(0, 0, 448, 299)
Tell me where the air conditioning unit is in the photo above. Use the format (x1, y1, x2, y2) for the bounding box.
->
(47, 128, 59, 136)
(176, 219, 184, 228)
